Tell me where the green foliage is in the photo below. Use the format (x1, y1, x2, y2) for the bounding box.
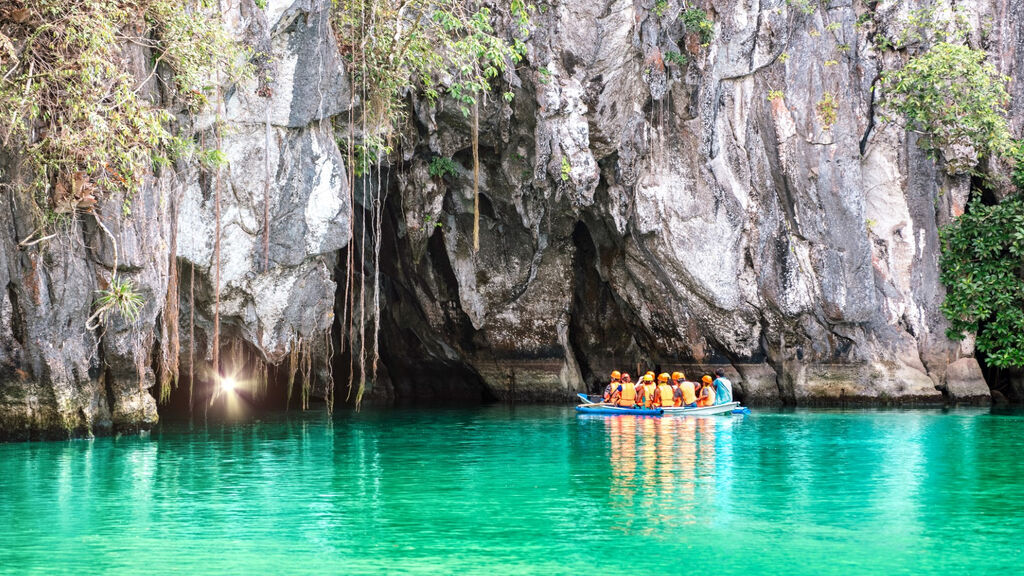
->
(681, 8, 714, 45)
(333, 0, 531, 137)
(882, 42, 1011, 159)
(816, 91, 838, 129)
(787, 0, 817, 16)
(538, 66, 552, 84)
(940, 196, 1024, 368)
(767, 89, 785, 102)
(254, 0, 268, 8)
(197, 148, 228, 170)
(778, 52, 790, 64)
(428, 156, 457, 179)
(94, 276, 146, 325)
(654, 0, 668, 18)
(423, 214, 444, 229)
(349, 137, 393, 178)
(560, 156, 571, 182)
(1007, 140, 1024, 190)
(0, 1, 249, 202)
(664, 51, 687, 67)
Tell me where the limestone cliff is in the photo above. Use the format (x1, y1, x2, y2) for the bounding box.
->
(1, 0, 1014, 439)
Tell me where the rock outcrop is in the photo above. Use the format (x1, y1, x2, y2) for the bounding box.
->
(3, 0, 1015, 440)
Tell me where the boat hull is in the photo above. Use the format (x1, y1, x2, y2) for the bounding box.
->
(661, 402, 740, 416)
(575, 405, 664, 416)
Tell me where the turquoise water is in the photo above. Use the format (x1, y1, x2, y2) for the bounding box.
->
(2, 407, 1023, 575)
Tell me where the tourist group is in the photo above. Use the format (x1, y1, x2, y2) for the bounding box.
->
(604, 369, 733, 408)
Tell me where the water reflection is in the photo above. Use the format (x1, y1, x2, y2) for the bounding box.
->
(605, 415, 738, 534)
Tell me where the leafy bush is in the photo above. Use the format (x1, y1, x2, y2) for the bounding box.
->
(882, 42, 1011, 159)
(0, 1, 249, 200)
(333, 0, 531, 129)
(664, 51, 688, 66)
(816, 92, 838, 129)
(428, 156, 458, 179)
(681, 9, 714, 45)
(940, 196, 1024, 368)
(560, 156, 571, 182)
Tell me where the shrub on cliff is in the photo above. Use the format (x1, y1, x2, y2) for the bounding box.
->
(882, 42, 1011, 168)
(940, 196, 1024, 368)
(0, 0, 248, 203)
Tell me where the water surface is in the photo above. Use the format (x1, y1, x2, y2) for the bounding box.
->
(2, 407, 1022, 574)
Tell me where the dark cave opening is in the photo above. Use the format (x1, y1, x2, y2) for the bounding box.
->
(329, 171, 497, 406)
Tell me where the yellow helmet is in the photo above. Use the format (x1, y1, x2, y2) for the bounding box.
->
(702, 375, 713, 384)
(671, 371, 684, 381)
(645, 371, 655, 377)
(658, 373, 669, 383)
(643, 374, 654, 382)
(611, 370, 621, 381)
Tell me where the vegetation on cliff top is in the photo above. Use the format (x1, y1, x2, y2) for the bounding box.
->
(0, 0, 247, 203)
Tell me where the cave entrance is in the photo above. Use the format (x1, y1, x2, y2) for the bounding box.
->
(328, 170, 497, 406)
(156, 337, 315, 422)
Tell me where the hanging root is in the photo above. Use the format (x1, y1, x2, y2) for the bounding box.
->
(301, 340, 313, 411)
(158, 196, 181, 404)
(288, 335, 301, 408)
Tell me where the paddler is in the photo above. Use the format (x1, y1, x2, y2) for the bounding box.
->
(603, 370, 622, 402)
(697, 375, 717, 407)
(654, 373, 680, 408)
(638, 373, 657, 408)
(674, 372, 697, 408)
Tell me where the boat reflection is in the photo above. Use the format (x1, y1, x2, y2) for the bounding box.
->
(605, 415, 736, 534)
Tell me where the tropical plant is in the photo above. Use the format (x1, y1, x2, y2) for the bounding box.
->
(816, 91, 838, 129)
(681, 8, 714, 45)
(664, 51, 688, 66)
(0, 0, 249, 200)
(428, 156, 458, 179)
(88, 276, 146, 330)
(940, 196, 1024, 368)
(882, 42, 1011, 159)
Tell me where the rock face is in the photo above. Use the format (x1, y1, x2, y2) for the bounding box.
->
(0, 0, 350, 439)
(375, 0, 1011, 406)
(2, 0, 1015, 439)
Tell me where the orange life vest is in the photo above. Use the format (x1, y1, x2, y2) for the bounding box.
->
(679, 381, 697, 406)
(657, 384, 675, 407)
(617, 383, 637, 407)
(641, 383, 656, 408)
(698, 387, 716, 407)
(604, 380, 619, 402)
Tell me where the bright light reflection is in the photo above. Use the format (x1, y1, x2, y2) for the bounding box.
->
(220, 376, 237, 393)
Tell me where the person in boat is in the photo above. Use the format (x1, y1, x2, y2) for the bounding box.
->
(604, 370, 622, 402)
(674, 372, 698, 408)
(654, 373, 680, 408)
(638, 373, 657, 408)
(712, 368, 733, 405)
(609, 373, 639, 407)
(697, 375, 717, 407)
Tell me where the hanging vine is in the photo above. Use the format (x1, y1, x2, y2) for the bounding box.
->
(331, 0, 531, 408)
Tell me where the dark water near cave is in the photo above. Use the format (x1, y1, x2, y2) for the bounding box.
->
(1, 406, 1023, 575)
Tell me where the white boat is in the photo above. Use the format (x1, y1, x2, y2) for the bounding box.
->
(576, 393, 747, 416)
(661, 401, 741, 416)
